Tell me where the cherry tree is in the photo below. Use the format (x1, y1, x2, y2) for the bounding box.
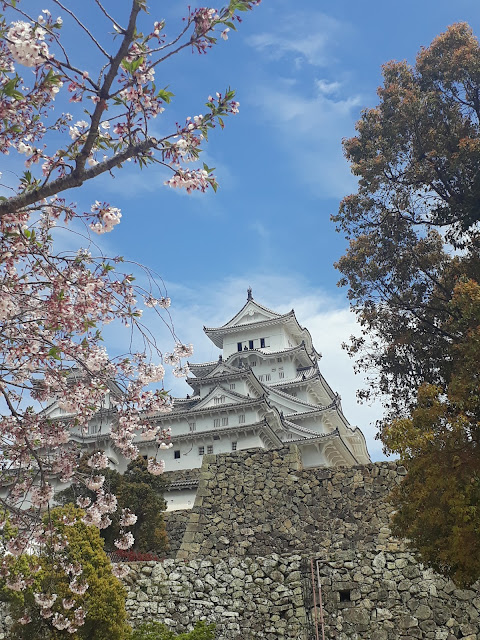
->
(0, 0, 259, 633)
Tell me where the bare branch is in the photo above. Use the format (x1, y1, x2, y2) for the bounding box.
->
(51, 0, 111, 59)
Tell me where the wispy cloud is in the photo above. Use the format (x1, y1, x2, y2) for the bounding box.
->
(249, 79, 361, 198)
(245, 10, 362, 199)
(247, 12, 347, 68)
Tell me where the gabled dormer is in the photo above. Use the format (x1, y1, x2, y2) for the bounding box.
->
(191, 385, 252, 411)
(204, 289, 321, 359)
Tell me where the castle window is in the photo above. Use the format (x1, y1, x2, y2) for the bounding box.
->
(238, 414, 245, 424)
(189, 422, 196, 432)
(174, 450, 180, 459)
(237, 342, 242, 352)
(249, 340, 254, 350)
(214, 396, 225, 405)
(222, 417, 228, 426)
(258, 375, 264, 381)
(279, 371, 285, 379)
(207, 445, 213, 454)
(260, 338, 265, 348)
(265, 374, 271, 382)
(198, 446, 204, 456)
(251, 360, 256, 367)
(214, 418, 220, 428)
(232, 442, 237, 451)
(277, 357, 282, 362)
(229, 383, 236, 390)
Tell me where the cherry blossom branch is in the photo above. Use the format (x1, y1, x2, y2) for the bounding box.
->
(0, 137, 156, 215)
(74, 0, 142, 169)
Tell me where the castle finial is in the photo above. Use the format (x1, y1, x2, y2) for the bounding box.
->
(247, 286, 253, 301)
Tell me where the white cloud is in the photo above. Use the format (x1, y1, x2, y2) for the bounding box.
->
(247, 12, 347, 68)
(245, 10, 362, 198)
(249, 80, 361, 198)
(315, 78, 342, 95)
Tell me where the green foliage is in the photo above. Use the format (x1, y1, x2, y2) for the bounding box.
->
(383, 280, 480, 587)
(333, 22, 480, 420)
(334, 21, 480, 586)
(57, 456, 168, 554)
(129, 621, 215, 640)
(6, 505, 130, 640)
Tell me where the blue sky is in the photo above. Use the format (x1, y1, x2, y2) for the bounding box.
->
(5, 0, 480, 460)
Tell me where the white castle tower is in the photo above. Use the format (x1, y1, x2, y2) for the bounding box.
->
(43, 290, 370, 510)
(140, 289, 370, 505)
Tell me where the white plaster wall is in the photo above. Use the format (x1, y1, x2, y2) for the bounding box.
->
(154, 430, 264, 472)
(223, 325, 295, 358)
(165, 488, 197, 511)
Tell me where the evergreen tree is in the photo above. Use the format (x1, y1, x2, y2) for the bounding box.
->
(5, 505, 130, 640)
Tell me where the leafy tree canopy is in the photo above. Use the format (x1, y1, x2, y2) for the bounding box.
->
(333, 23, 480, 420)
(383, 279, 480, 587)
(4, 505, 129, 640)
(334, 22, 480, 585)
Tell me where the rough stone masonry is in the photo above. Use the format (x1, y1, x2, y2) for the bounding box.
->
(1, 447, 479, 639)
(126, 447, 480, 639)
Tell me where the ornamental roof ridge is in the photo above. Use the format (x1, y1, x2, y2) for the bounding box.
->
(186, 367, 259, 388)
(287, 429, 341, 445)
(224, 342, 316, 365)
(188, 360, 218, 369)
(284, 398, 340, 419)
(139, 418, 281, 446)
(152, 395, 268, 420)
(204, 310, 295, 336)
(173, 395, 201, 403)
(282, 418, 334, 438)
(269, 367, 319, 387)
(263, 383, 325, 410)
(206, 297, 285, 331)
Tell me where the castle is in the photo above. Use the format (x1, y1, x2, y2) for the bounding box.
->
(47, 289, 370, 510)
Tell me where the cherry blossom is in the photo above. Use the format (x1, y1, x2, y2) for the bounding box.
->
(111, 563, 130, 579)
(147, 458, 165, 475)
(69, 579, 88, 596)
(7, 20, 50, 67)
(114, 531, 135, 550)
(0, 0, 260, 632)
(119, 508, 137, 527)
(34, 593, 57, 609)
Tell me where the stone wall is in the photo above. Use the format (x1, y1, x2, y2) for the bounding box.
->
(123, 552, 480, 640)
(177, 447, 405, 560)
(164, 509, 191, 557)
(1, 448, 479, 640)
(124, 555, 308, 639)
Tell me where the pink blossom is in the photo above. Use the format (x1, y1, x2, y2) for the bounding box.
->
(69, 579, 88, 596)
(34, 592, 57, 608)
(147, 458, 165, 475)
(111, 564, 130, 579)
(114, 531, 135, 550)
(120, 508, 137, 527)
(7, 21, 50, 67)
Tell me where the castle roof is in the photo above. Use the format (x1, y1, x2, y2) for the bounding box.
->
(188, 343, 317, 378)
(203, 293, 320, 357)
